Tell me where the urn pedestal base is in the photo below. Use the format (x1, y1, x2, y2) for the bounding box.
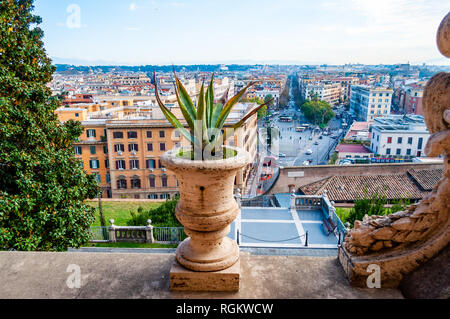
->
(170, 259, 240, 292)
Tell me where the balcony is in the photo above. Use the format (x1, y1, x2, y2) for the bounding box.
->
(0, 250, 403, 299)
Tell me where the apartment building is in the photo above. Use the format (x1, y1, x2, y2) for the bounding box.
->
(370, 115, 430, 157)
(330, 77, 359, 102)
(58, 102, 258, 199)
(397, 84, 425, 116)
(301, 81, 341, 106)
(350, 85, 393, 121)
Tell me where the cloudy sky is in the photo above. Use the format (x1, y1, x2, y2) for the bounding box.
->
(34, 0, 450, 65)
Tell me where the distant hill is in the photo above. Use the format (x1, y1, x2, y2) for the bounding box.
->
(54, 64, 267, 74)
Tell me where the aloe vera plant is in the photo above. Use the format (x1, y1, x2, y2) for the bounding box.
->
(154, 72, 272, 160)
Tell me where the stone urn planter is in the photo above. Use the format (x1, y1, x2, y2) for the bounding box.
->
(161, 146, 249, 281)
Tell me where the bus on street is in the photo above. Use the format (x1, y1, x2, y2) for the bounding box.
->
(279, 116, 293, 122)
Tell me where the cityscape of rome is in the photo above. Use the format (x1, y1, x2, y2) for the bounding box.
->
(0, 0, 449, 308)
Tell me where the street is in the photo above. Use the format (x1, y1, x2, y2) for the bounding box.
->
(261, 80, 345, 167)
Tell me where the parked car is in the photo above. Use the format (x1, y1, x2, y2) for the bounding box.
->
(314, 141, 319, 145)
(306, 149, 313, 155)
(278, 153, 286, 158)
(302, 160, 310, 166)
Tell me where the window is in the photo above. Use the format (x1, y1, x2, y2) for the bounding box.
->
(148, 193, 158, 199)
(159, 160, 165, 169)
(130, 160, 139, 169)
(75, 113, 79, 118)
(174, 130, 180, 138)
(379, 93, 382, 97)
(396, 149, 401, 155)
(160, 143, 166, 151)
(116, 160, 126, 170)
(128, 144, 138, 152)
(149, 176, 156, 188)
(397, 137, 402, 144)
(146, 159, 156, 169)
(106, 174, 111, 184)
(131, 177, 141, 189)
(128, 131, 138, 139)
(87, 129, 96, 138)
(95, 174, 101, 183)
(386, 148, 391, 155)
(105, 159, 109, 169)
(377, 135, 379, 142)
(114, 144, 125, 153)
(103, 146, 108, 154)
(159, 130, 165, 138)
(377, 104, 381, 108)
(418, 137, 423, 150)
(117, 179, 127, 189)
(90, 146, 96, 155)
(113, 132, 124, 139)
(160, 194, 170, 199)
(74, 146, 82, 155)
(387, 137, 392, 144)
(89, 160, 100, 169)
(406, 149, 411, 155)
(408, 137, 413, 144)
(161, 176, 168, 188)
(147, 131, 152, 138)
(147, 143, 153, 151)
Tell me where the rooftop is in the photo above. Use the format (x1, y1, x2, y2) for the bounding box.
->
(336, 144, 373, 154)
(298, 169, 442, 202)
(371, 115, 428, 133)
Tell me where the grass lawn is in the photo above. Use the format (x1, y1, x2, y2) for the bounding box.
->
(84, 242, 178, 249)
(88, 201, 162, 226)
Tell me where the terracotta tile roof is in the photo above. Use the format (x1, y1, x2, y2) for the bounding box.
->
(408, 169, 443, 191)
(336, 144, 373, 154)
(299, 177, 331, 195)
(300, 173, 429, 202)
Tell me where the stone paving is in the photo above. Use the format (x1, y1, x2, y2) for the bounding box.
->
(0, 251, 404, 299)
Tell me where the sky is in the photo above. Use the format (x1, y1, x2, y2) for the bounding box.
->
(33, 0, 450, 66)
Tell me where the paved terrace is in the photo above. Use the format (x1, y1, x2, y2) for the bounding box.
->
(0, 251, 403, 299)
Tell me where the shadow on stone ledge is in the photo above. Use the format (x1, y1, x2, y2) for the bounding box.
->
(400, 244, 450, 299)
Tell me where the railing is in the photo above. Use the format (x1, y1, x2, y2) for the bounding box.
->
(292, 195, 323, 210)
(89, 226, 110, 242)
(241, 195, 277, 207)
(115, 226, 147, 243)
(88, 224, 186, 245)
(153, 227, 186, 244)
(290, 192, 348, 240)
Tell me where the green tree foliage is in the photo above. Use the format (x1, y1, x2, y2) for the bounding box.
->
(345, 190, 411, 227)
(246, 97, 267, 119)
(300, 99, 334, 126)
(127, 197, 182, 227)
(328, 152, 338, 165)
(0, 0, 99, 251)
